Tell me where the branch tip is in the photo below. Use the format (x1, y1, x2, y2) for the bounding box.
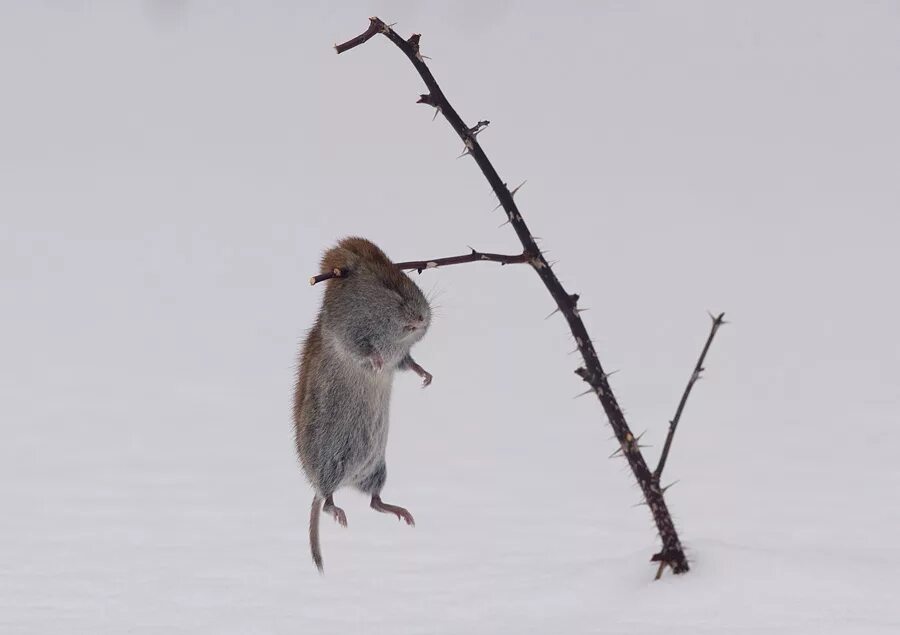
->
(310, 267, 348, 286)
(334, 17, 383, 55)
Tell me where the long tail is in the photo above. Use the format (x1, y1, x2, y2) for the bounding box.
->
(310, 495, 324, 572)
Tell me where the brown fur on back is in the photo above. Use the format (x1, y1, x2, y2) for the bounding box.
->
(293, 316, 322, 461)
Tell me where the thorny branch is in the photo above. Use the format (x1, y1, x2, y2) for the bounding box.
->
(396, 250, 530, 273)
(331, 17, 726, 577)
(654, 312, 727, 481)
(309, 249, 530, 285)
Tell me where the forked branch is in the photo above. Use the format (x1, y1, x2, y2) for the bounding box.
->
(333, 17, 725, 577)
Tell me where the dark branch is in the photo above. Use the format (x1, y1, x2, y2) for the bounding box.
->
(309, 250, 529, 285)
(395, 249, 531, 274)
(309, 267, 348, 286)
(654, 312, 727, 480)
(333, 17, 381, 54)
(334, 16, 719, 577)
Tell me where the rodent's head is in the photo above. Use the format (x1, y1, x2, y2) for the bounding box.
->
(319, 238, 431, 361)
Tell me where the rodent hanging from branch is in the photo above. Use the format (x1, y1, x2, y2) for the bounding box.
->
(297, 238, 435, 573)
(324, 17, 726, 578)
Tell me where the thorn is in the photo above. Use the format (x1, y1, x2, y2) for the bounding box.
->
(661, 480, 680, 494)
(632, 499, 649, 508)
(576, 307, 590, 314)
(510, 180, 527, 197)
(608, 447, 624, 459)
(708, 310, 728, 326)
(491, 201, 503, 212)
(568, 346, 579, 355)
(417, 94, 442, 121)
(406, 33, 428, 62)
(468, 120, 490, 137)
(574, 388, 594, 399)
(457, 148, 471, 159)
(544, 307, 561, 320)
(498, 218, 511, 228)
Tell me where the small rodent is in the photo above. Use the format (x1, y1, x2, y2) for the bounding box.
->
(294, 237, 433, 572)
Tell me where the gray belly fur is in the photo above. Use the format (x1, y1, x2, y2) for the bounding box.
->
(298, 337, 394, 496)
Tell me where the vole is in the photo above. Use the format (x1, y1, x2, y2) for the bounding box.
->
(294, 237, 433, 572)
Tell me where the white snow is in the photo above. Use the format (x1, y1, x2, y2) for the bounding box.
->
(2, 2, 899, 633)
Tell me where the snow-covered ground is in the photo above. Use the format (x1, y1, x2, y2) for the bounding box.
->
(2, 2, 899, 633)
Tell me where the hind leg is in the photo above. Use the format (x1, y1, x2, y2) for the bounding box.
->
(356, 461, 415, 527)
(371, 495, 415, 526)
(323, 494, 347, 527)
(313, 450, 350, 527)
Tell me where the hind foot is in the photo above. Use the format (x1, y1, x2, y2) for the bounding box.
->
(324, 495, 347, 527)
(371, 495, 415, 526)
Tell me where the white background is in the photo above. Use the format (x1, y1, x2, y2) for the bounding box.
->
(2, 1, 898, 633)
